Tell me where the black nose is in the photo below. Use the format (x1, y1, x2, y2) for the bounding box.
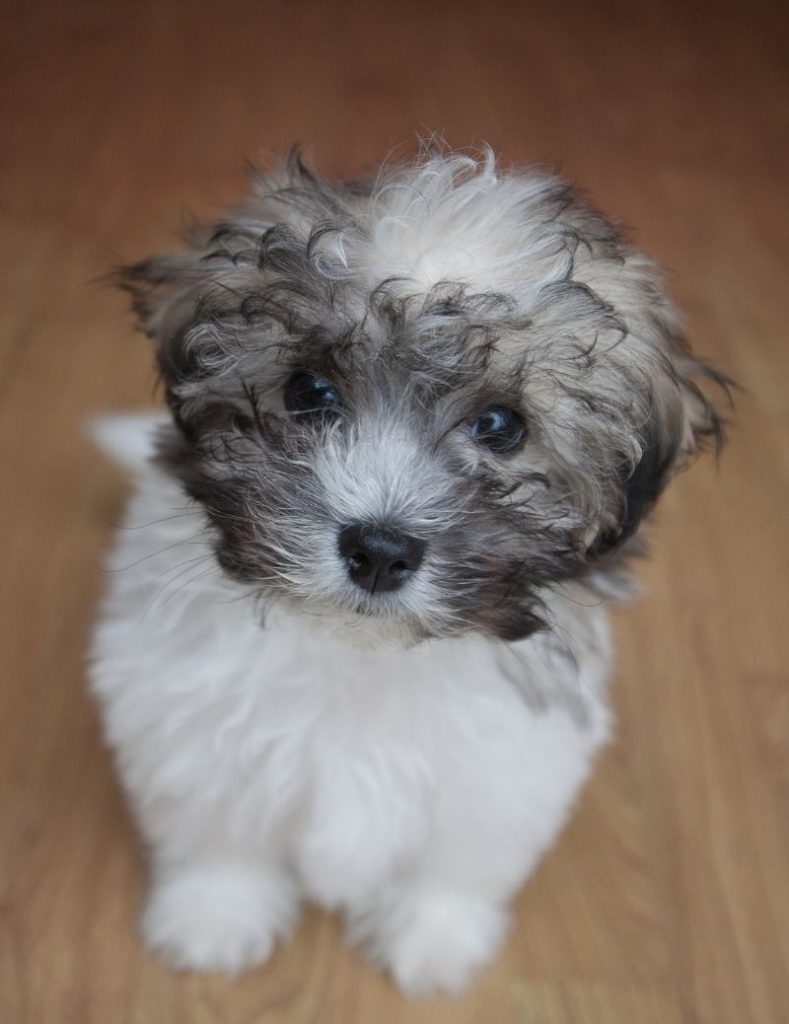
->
(338, 524, 426, 594)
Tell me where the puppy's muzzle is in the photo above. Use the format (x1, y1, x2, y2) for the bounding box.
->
(338, 524, 426, 595)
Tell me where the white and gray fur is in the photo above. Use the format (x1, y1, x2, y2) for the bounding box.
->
(91, 148, 727, 996)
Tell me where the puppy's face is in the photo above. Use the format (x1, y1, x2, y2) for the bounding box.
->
(120, 152, 726, 643)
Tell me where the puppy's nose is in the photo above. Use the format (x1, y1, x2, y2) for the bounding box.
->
(338, 524, 426, 594)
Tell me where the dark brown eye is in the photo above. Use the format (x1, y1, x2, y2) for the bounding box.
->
(284, 371, 342, 420)
(470, 406, 526, 454)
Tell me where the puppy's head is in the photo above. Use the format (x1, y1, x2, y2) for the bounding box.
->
(118, 149, 728, 643)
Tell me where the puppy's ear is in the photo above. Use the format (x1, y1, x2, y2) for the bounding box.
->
(590, 353, 731, 558)
(114, 251, 203, 347)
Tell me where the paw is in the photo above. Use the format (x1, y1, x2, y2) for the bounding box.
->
(380, 894, 509, 997)
(141, 861, 298, 975)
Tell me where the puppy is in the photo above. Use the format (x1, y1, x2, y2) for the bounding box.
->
(91, 148, 726, 996)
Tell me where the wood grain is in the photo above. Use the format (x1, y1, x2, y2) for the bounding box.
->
(1, 1, 787, 1021)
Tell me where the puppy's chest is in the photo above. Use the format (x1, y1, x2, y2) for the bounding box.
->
(187, 633, 526, 858)
(214, 662, 444, 830)
(290, 685, 439, 902)
(178, 658, 445, 896)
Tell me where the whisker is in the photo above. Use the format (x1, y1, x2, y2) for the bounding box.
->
(143, 554, 216, 616)
(107, 539, 208, 573)
(120, 509, 204, 531)
(154, 564, 221, 612)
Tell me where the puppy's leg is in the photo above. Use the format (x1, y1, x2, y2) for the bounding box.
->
(141, 850, 300, 975)
(347, 709, 604, 996)
(346, 822, 530, 996)
(349, 885, 510, 998)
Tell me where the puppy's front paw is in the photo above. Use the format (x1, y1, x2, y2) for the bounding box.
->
(141, 861, 297, 975)
(383, 894, 509, 998)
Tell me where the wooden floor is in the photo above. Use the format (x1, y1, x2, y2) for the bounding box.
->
(2, 1, 788, 1021)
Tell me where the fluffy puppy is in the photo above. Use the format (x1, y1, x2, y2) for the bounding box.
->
(91, 148, 726, 996)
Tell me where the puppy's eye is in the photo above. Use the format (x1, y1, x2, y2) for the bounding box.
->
(284, 371, 343, 419)
(469, 407, 526, 454)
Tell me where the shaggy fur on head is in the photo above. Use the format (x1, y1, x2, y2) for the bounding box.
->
(92, 146, 728, 997)
(117, 147, 726, 644)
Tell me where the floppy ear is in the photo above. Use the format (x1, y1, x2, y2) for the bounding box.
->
(115, 251, 229, 442)
(115, 252, 204, 346)
(590, 354, 731, 558)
